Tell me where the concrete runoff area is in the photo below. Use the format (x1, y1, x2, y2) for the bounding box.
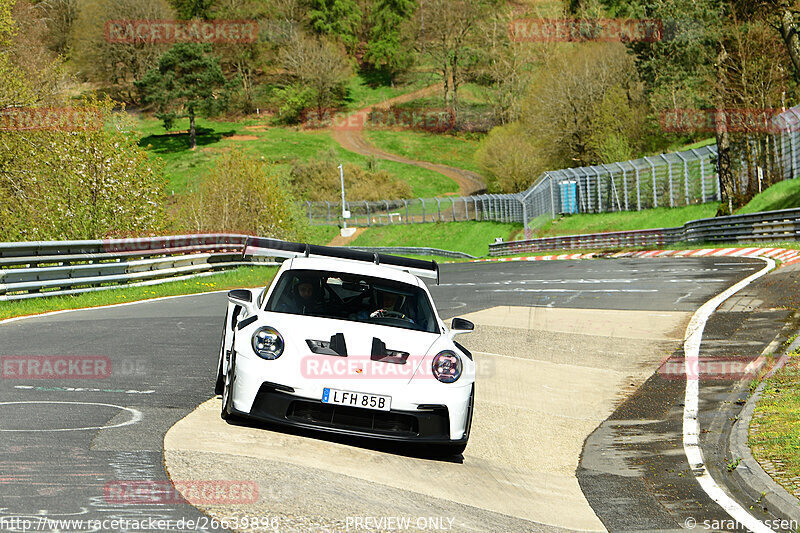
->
(164, 306, 692, 532)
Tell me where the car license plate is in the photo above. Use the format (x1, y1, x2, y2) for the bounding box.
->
(322, 388, 391, 411)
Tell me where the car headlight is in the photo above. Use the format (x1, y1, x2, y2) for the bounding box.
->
(252, 327, 284, 360)
(432, 350, 461, 383)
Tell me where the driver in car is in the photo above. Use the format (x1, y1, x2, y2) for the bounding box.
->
(370, 292, 413, 323)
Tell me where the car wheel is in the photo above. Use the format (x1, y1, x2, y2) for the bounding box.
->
(214, 311, 228, 396)
(220, 349, 237, 420)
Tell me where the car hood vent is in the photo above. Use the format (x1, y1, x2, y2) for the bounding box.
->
(371, 337, 410, 364)
(306, 333, 348, 356)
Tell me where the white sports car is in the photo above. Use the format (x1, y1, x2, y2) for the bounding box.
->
(214, 239, 475, 455)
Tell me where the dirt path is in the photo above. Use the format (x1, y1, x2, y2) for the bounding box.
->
(330, 85, 487, 196)
(326, 226, 366, 247)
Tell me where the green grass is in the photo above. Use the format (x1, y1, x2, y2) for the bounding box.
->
(738, 178, 800, 214)
(134, 116, 457, 197)
(0, 266, 279, 321)
(350, 221, 522, 257)
(306, 225, 340, 245)
(363, 130, 483, 174)
(750, 352, 800, 495)
(342, 73, 426, 111)
(531, 203, 720, 238)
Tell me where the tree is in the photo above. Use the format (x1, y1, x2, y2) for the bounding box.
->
(278, 33, 352, 118)
(411, 0, 494, 118)
(181, 149, 306, 240)
(308, 0, 362, 50)
(35, 0, 78, 54)
(0, 96, 167, 241)
(170, 0, 216, 19)
(209, 0, 272, 114)
(136, 43, 231, 149)
(70, 0, 175, 103)
(365, 0, 416, 79)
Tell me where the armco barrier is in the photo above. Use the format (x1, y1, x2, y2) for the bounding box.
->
(348, 246, 476, 259)
(0, 235, 473, 301)
(0, 234, 264, 301)
(490, 207, 800, 256)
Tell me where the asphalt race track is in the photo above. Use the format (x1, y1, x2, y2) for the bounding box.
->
(0, 257, 780, 532)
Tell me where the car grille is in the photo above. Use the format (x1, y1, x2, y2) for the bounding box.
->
(287, 400, 419, 436)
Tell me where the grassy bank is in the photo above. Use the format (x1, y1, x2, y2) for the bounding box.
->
(350, 221, 521, 257)
(738, 178, 800, 214)
(363, 130, 483, 174)
(134, 117, 458, 197)
(531, 203, 719, 238)
(0, 266, 279, 321)
(749, 350, 800, 498)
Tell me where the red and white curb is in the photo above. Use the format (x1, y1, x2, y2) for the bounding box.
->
(474, 247, 800, 268)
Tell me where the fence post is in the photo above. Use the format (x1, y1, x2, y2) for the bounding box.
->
(403, 199, 409, 224)
(635, 165, 641, 211)
(660, 154, 674, 207)
(450, 197, 456, 221)
(420, 198, 426, 223)
(675, 152, 690, 205)
(789, 109, 800, 176)
(593, 167, 602, 212)
(615, 162, 629, 210)
(364, 200, 371, 226)
(325, 201, 331, 225)
(307, 201, 312, 224)
(436, 197, 442, 222)
(691, 149, 706, 202)
(644, 157, 657, 208)
(384, 200, 391, 224)
(549, 175, 556, 217)
(463, 197, 469, 221)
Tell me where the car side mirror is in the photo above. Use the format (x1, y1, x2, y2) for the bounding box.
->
(451, 317, 474, 335)
(228, 289, 253, 305)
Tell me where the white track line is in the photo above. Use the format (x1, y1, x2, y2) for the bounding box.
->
(682, 256, 776, 533)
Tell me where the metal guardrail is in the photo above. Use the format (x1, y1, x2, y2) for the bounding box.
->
(0, 235, 475, 301)
(0, 234, 269, 301)
(489, 208, 800, 256)
(347, 246, 476, 259)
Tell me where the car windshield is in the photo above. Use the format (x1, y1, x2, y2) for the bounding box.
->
(265, 269, 438, 333)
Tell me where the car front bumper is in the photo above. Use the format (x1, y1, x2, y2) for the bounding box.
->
(239, 382, 472, 445)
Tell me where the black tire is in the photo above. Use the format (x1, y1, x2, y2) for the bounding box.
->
(220, 350, 236, 420)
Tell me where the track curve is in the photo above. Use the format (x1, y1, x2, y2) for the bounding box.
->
(0, 258, 770, 532)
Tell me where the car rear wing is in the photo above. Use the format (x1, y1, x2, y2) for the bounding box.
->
(243, 237, 440, 284)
